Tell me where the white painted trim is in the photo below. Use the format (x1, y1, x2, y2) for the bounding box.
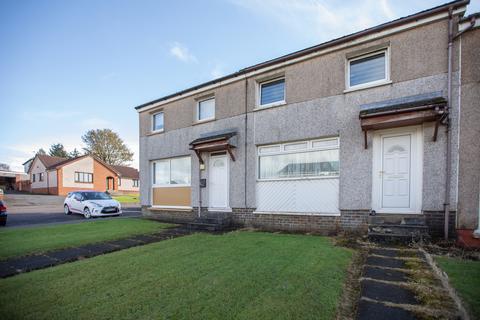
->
(345, 47, 390, 91)
(253, 211, 341, 217)
(372, 125, 423, 214)
(208, 207, 232, 212)
(151, 205, 193, 210)
(136, 7, 466, 113)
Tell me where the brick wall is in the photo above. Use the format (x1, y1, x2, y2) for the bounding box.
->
(424, 210, 456, 238)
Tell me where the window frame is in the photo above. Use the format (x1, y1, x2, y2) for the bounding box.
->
(257, 137, 340, 182)
(39, 172, 44, 182)
(256, 77, 286, 109)
(74, 171, 93, 183)
(133, 179, 139, 187)
(32, 173, 36, 182)
(196, 97, 215, 122)
(151, 111, 164, 133)
(151, 156, 191, 188)
(345, 48, 390, 91)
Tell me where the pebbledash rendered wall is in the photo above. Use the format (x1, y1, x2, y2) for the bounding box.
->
(139, 16, 464, 236)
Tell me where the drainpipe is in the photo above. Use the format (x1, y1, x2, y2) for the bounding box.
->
(475, 183, 480, 238)
(198, 164, 202, 218)
(443, 7, 454, 240)
(244, 77, 248, 209)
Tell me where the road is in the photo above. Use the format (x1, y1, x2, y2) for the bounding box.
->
(5, 207, 142, 228)
(2, 193, 142, 228)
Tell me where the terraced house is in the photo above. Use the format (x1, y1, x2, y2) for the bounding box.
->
(137, 1, 480, 245)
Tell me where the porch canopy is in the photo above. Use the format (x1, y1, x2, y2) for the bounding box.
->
(359, 91, 447, 148)
(189, 129, 237, 164)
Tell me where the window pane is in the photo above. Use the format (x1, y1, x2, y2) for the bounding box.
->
(312, 138, 339, 149)
(198, 99, 215, 120)
(260, 79, 285, 105)
(259, 149, 339, 179)
(154, 160, 170, 185)
(153, 113, 164, 131)
(349, 53, 385, 87)
(284, 142, 308, 151)
(170, 157, 191, 185)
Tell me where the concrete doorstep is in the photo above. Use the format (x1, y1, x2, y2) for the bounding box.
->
(0, 227, 194, 278)
(356, 245, 461, 320)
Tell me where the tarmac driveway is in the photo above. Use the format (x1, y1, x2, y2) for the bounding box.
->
(2, 194, 142, 228)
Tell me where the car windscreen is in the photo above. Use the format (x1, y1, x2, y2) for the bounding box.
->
(82, 192, 112, 200)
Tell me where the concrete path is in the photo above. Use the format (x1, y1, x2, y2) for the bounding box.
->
(356, 246, 459, 320)
(0, 226, 193, 278)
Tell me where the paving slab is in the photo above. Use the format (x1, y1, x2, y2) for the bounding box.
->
(128, 234, 161, 244)
(361, 279, 419, 305)
(77, 243, 119, 256)
(0, 262, 17, 278)
(8, 255, 58, 272)
(46, 247, 92, 262)
(356, 299, 417, 320)
(371, 248, 399, 257)
(107, 239, 142, 249)
(366, 256, 406, 269)
(363, 266, 408, 282)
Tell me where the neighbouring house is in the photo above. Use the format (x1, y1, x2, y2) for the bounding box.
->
(28, 154, 139, 195)
(136, 1, 480, 245)
(0, 170, 29, 192)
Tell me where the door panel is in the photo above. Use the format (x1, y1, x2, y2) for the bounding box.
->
(381, 134, 411, 208)
(209, 155, 228, 208)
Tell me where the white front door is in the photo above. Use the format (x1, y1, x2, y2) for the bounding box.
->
(209, 154, 229, 209)
(372, 126, 422, 214)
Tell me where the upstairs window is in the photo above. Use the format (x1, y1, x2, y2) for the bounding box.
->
(152, 112, 164, 132)
(259, 78, 285, 107)
(197, 98, 215, 121)
(347, 49, 388, 89)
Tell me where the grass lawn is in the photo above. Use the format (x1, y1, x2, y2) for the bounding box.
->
(436, 256, 480, 316)
(0, 232, 352, 320)
(113, 194, 140, 203)
(0, 219, 172, 260)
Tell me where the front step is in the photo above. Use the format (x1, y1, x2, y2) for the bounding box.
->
(185, 212, 234, 232)
(367, 214, 430, 244)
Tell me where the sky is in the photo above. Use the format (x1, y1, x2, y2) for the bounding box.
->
(1, 0, 478, 172)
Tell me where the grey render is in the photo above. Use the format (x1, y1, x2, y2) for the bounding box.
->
(137, 3, 479, 234)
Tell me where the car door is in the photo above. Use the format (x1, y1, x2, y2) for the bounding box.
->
(71, 193, 83, 212)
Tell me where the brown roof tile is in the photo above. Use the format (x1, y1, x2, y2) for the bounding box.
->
(110, 165, 139, 179)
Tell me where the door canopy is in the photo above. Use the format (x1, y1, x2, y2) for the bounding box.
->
(189, 129, 237, 164)
(359, 91, 447, 149)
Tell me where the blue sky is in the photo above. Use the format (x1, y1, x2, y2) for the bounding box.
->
(1, 0, 478, 171)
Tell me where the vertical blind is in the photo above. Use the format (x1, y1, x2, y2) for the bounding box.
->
(260, 79, 285, 105)
(349, 52, 386, 87)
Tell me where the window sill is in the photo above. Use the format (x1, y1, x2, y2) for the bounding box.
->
(149, 205, 192, 211)
(253, 101, 287, 112)
(147, 129, 164, 137)
(192, 118, 215, 126)
(344, 80, 392, 93)
(253, 211, 340, 217)
(257, 176, 339, 182)
(152, 184, 191, 188)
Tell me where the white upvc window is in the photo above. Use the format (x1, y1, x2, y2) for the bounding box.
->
(346, 48, 390, 90)
(197, 97, 215, 122)
(152, 112, 164, 133)
(152, 156, 191, 187)
(258, 138, 339, 181)
(257, 77, 285, 108)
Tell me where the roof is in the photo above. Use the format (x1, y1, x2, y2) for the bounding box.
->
(359, 92, 447, 116)
(37, 155, 68, 169)
(110, 165, 139, 179)
(135, 0, 469, 111)
(22, 158, 34, 165)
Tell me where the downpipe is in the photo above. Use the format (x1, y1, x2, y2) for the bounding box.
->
(443, 7, 454, 240)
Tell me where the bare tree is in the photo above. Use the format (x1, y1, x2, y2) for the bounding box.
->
(81, 129, 134, 165)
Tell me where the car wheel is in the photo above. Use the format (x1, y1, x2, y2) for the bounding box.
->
(83, 207, 92, 219)
(64, 205, 71, 215)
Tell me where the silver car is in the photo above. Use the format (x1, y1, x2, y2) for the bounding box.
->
(64, 191, 122, 219)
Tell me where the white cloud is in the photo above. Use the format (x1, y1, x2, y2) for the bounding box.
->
(229, 0, 397, 42)
(169, 42, 197, 63)
(210, 64, 225, 79)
